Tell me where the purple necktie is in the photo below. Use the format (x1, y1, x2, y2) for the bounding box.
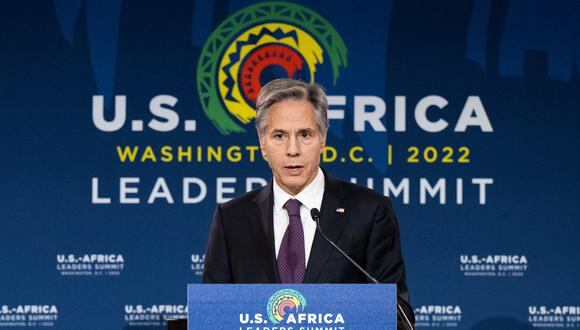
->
(277, 198, 305, 283)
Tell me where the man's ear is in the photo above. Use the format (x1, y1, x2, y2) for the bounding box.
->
(259, 135, 267, 160)
(319, 132, 327, 154)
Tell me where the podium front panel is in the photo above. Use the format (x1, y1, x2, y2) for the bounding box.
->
(187, 283, 396, 329)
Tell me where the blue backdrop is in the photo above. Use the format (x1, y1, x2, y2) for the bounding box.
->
(1, 0, 579, 329)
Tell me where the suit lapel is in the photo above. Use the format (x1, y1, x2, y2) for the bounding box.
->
(252, 182, 280, 283)
(303, 174, 349, 283)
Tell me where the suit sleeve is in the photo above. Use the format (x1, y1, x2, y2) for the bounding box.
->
(202, 204, 233, 283)
(365, 197, 415, 325)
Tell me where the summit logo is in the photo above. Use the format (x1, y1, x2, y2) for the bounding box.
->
(0, 305, 58, 328)
(124, 304, 188, 327)
(414, 304, 462, 328)
(238, 289, 346, 329)
(528, 305, 580, 328)
(460, 254, 528, 277)
(56, 253, 124, 276)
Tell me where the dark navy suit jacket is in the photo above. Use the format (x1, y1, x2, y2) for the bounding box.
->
(203, 172, 414, 323)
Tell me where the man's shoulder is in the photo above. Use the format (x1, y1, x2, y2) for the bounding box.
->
(218, 184, 269, 212)
(328, 175, 389, 203)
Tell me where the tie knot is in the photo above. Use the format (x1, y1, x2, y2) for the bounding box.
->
(283, 198, 301, 217)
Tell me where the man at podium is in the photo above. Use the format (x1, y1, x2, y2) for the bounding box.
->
(203, 79, 414, 326)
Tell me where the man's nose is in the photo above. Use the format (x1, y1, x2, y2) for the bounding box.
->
(286, 135, 300, 157)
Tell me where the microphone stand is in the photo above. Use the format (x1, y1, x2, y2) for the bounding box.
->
(310, 208, 414, 330)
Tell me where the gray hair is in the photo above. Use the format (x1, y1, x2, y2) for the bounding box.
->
(255, 79, 328, 137)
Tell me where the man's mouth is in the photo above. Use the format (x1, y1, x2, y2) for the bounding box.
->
(284, 165, 304, 175)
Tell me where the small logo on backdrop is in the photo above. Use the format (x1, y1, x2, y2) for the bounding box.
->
(0, 305, 58, 327)
(414, 305, 462, 328)
(459, 254, 528, 277)
(124, 304, 188, 327)
(267, 289, 307, 324)
(196, 1, 347, 135)
(239, 289, 345, 328)
(528, 305, 580, 328)
(56, 253, 124, 276)
(190, 253, 205, 276)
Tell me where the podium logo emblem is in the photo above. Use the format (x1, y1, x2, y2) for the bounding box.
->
(266, 289, 307, 324)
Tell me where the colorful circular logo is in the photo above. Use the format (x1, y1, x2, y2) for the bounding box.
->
(197, 1, 347, 134)
(266, 289, 307, 324)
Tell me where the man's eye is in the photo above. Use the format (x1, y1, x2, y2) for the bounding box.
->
(301, 132, 311, 138)
(273, 133, 284, 139)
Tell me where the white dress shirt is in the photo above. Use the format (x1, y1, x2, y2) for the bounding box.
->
(273, 168, 324, 266)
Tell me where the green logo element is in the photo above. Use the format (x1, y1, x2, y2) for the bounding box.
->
(196, 1, 347, 135)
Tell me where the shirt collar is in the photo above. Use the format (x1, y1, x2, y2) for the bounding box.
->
(273, 167, 325, 212)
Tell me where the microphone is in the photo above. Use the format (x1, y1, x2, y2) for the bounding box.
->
(310, 208, 414, 330)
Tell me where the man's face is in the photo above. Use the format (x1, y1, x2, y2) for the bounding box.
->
(259, 99, 326, 196)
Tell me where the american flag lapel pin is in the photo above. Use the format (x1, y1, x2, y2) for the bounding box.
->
(336, 207, 345, 213)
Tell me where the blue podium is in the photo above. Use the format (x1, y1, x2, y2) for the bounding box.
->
(186, 284, 397, 329)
